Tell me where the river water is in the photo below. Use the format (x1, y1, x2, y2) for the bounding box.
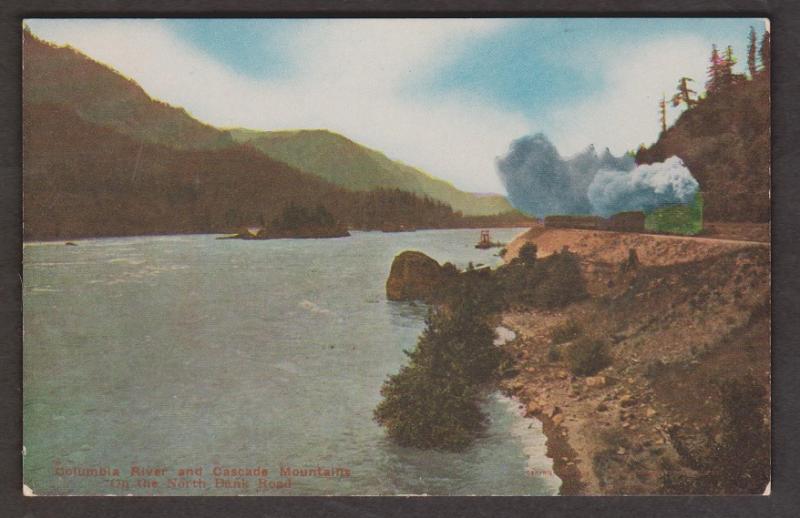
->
(23, 229, 560, 495)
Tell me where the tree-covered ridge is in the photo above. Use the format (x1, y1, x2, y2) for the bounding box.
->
(639, 27, 770, 222)
(22, 28, 532, 240)
(23, 27, 232, 150)
(23, 101, 530, 240)
(230, 128, 516, 217)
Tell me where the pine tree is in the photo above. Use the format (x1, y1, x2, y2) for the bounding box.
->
(747, 26, 758, 78)
(671, 77, 697, 108)
(720, 45, 736, 88)
(706, 44, 723, 93)
(759, 30, 770, 77)
(659, 93, 667, 135)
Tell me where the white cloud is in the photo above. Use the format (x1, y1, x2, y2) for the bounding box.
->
(25, 18, 532, 194)
(548, 36, 712, 156)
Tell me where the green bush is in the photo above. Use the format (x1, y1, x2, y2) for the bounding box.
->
(533, 251, 587, 309)
(374, 292, 506, 451)
(551, 320, 583, 345)
(373, 363, 484, 451)
(499, 250, 587, 310)
(518, 242, 538, 266)
(547, 344, 561, 362)
(566, 338, 610, 376)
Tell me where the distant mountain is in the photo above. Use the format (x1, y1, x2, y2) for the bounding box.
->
(22, 29, 531, 240)
(229, 129, 515, 216)
(23, 27, 232, 150)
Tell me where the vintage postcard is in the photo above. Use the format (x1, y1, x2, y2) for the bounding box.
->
(21, 18, 770, 496)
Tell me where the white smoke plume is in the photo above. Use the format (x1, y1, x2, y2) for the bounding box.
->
(587, 156, 699, 217)
(496, 133, 699, 217)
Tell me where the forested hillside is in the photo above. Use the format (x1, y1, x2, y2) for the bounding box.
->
(230, 129, 515, 216)
(23, 104, 503, 240)
(22, 28, 529, 240)
(23, 28, 232, 150)
(636, 30, 770, 222)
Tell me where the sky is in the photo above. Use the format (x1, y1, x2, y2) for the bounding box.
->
(25, 18, 766, 194)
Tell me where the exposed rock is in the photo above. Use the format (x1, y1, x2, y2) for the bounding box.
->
(385, 251, 454, 301)
(543, 405, 560, 418)
(585, 376, 607, 387)
(645, 407, 657, 418)
(552, 414, 565, 426)
(525, 401, 541, 416)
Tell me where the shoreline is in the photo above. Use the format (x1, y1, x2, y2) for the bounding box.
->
(497, 321, 587, 496)
(493, 324, 573, 495)
(492, 226, 771, 496)
(22, 225, 534, 245)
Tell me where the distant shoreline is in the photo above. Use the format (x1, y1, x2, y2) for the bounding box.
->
(22, 225, 534, 244)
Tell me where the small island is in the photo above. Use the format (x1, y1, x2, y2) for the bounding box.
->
(222, 204, 350, 240)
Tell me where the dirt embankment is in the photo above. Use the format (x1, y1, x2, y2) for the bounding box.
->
(499, 228, 770, 495)
(505, 226, 767, 268)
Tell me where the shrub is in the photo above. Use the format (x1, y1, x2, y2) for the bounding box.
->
(373, 363, 484, 451)
(374, 292, 506, 451)
(551, 319, 583, 345)
(547, 344, 561, 362)
(518, 242, 538, 266)
(643, 359, 665, 380)
(498, 250, 586, 310)
(566, 338, 610, 376)
(532, 251, 587, 309)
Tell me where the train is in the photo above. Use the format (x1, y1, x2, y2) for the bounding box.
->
(544, 211, 647, 233)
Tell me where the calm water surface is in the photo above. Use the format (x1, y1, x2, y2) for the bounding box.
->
(23, 229, 560, 495)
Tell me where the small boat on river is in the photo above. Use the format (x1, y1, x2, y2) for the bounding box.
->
(474, 230, 503, 249)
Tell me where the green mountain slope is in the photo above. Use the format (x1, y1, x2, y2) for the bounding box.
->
(230, 129, 515, 216)
(23, 27, 232, 150)
(24, 102, 479, 240)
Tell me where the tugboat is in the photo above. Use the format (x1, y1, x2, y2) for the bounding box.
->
(474, 230, 503, 249)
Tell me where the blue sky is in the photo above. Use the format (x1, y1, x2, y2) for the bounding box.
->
(26, 18, 766, 193)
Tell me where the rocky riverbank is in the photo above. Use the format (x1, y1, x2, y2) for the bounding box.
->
(497, 229, 771, 495)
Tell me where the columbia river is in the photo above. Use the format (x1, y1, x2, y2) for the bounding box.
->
(23, 229, 559, 495)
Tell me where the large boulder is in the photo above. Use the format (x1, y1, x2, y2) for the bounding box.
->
(386, 251, 449, 302)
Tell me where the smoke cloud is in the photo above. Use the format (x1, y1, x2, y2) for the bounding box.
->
(587, 156, 699, 217)
(496, 133, 698, 218)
